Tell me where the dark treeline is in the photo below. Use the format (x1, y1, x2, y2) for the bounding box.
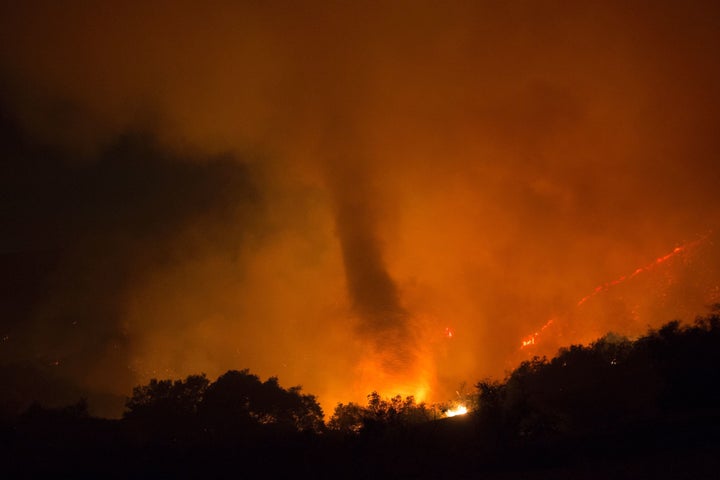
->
(2, 313, 720, 478)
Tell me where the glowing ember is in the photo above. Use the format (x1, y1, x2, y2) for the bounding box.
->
(519, 235, 709, 349)
(520, 319, 554, 349)
(576, 240, 705, 307)
(445, 405, 468, 417)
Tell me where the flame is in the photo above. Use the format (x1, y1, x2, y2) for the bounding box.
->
(520, 235, 709, 349)
(576, 242, 703, 307)
(520, 319, 554, 349)
(445, 405, 468, 417)
(353, 351, 432, 405)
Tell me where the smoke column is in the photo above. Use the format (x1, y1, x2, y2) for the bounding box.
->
(326, 150, 416, 379)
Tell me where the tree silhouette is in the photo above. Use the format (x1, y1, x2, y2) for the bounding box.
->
(122, 370, 324, 443)
(637, 314, 720, 410)
(198, 369, 324, 437)
(328, 402, 366, 434)
(123, 374, 209, 444)
(124, 374, 209, 421)
(473, 314, 720, 447)
(198, 369, 259, 435)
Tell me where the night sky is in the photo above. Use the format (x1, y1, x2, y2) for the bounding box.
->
(2, 1, 720, 417)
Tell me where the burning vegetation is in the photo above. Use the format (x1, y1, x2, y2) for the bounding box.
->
(519, 234, 712, 351)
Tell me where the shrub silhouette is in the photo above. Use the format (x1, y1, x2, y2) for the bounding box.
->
(329, 391, 434, 435)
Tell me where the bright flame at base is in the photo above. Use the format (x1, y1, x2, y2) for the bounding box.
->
(445, 405, 468, 417)
(353, 353, 433, 406)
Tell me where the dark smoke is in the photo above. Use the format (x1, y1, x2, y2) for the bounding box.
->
(0, 100, 262, 416)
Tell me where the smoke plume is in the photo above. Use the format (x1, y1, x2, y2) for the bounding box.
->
(2, 1, 720, 414)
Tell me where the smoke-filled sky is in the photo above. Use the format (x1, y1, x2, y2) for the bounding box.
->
(2, 1, 720, 417)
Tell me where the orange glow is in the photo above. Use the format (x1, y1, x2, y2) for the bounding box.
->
(352, 347, 433, 406)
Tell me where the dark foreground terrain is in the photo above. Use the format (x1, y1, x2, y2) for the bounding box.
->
(3, 316, 720, 478)
(2, 409, 719, 479)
